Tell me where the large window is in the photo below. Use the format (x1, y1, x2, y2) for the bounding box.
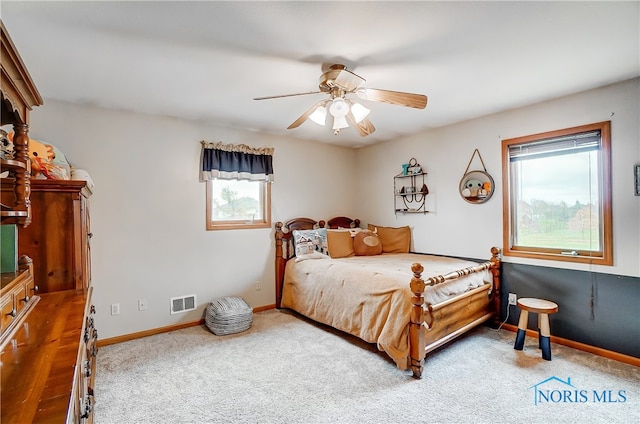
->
(206, 179, 271, 230)
(502, 121, 612, 265)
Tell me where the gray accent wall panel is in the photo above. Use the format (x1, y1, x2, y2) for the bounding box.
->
(501, 263, 639, 358)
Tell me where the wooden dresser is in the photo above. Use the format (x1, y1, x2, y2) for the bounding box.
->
(5, 179, 93, 293)
(0, 256, 38, 346)
(1, 20, 97, 423)
(1, 288, 97, 423)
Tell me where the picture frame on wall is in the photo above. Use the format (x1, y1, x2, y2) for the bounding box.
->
(635, 164, 640, 196)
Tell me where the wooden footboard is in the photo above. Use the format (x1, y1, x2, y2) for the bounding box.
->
(409, 247, 501, 378)
(275, 218, 501, 379)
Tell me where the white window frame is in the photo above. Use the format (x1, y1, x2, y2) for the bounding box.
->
(501, 121, 612, 265)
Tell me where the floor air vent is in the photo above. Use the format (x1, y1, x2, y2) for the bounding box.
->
(170, 294, 197, 314)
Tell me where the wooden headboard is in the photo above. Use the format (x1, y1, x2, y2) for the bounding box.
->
(274, 216, 360, 308)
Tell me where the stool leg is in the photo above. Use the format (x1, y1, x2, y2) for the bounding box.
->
(539, 313, 552, 360)
(514, 310, 528, 351)
(537, 314, 543, 349)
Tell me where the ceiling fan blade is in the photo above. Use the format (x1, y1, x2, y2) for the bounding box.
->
(287, 99, 328, 129)
(355, 117, 376, 137)
(346, 112, 376, 137)
(356, 88, 428, 109)
(253, 91, 322, 100)
(334, 68, 365, 92)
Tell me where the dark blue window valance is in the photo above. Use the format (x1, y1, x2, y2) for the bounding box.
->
(200, 141, 274, 182)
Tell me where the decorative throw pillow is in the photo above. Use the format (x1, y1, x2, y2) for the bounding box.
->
(367, 224, 411, 253)
(353, 230, 382, 256)
(327, 230, 355, 258)
(292, 229, 329, 261)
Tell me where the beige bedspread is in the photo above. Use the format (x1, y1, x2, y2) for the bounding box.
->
(281, 253, 492, 370)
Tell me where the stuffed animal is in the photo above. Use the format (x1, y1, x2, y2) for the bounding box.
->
(28, 139, 69, 179)
(462, 178, 483, 197)
(478, 181, 492, 197)
(8, 133, 69, 179)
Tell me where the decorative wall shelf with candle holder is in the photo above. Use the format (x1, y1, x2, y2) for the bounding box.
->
(394, 157, 430, 214)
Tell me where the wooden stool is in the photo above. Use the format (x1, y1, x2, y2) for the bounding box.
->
(513, 298, 558, 360)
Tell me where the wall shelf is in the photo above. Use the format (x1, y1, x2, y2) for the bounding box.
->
(394, 160, 430, 214)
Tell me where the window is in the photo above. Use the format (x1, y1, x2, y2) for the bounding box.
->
(206, 178, 271, 230)
(200, 141, 273, 231)
(502, 121, 612, 265)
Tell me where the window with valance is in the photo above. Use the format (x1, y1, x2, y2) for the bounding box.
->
(201, 141, 274, 230)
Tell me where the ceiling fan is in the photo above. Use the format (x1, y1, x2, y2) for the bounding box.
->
(253, 64, 428, 137)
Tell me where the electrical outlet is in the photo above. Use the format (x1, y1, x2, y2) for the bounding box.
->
(111, 303, 120, 315)
(508, 293, 517, 306)
(138, 298, 147, 311)
(255, 281, 262, 291)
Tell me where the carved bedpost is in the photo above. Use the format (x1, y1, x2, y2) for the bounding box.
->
(275, 222, 285, 309)
(409, 263, 426, 379)
(489, 247, 502, 327)
(11, 123, 32, 226)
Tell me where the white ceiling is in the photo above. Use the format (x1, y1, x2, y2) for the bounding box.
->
(2, 1, 638, 148)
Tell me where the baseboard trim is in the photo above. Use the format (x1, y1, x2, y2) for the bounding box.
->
(97, 320, 204, 347)
(253, 304, 275, 313)
(97, 304, 276, 348)
(501, 323, 640, 367)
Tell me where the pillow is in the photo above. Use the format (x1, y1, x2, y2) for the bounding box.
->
(292, 229, 328, 261)
(353, 230, 382, 256)
(367, 224, 411, 253)
(327, 230, 355, 258)
(49, 144, 72, 180)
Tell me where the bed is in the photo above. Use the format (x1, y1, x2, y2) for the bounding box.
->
(274, 216, 501, 379)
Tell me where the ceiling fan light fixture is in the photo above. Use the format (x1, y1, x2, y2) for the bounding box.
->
(309, 106, 327, 125)
(350, 102, 370, 123)
(329, 97, 350, 118)
(332, 115, 349, 131)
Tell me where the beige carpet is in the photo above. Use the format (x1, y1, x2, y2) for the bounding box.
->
(95, 309, 639, 423)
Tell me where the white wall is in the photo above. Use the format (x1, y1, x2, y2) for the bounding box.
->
(26, 78, 639, 339)
(28, 101, 357, 339)
(354, 78, 640, 278)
